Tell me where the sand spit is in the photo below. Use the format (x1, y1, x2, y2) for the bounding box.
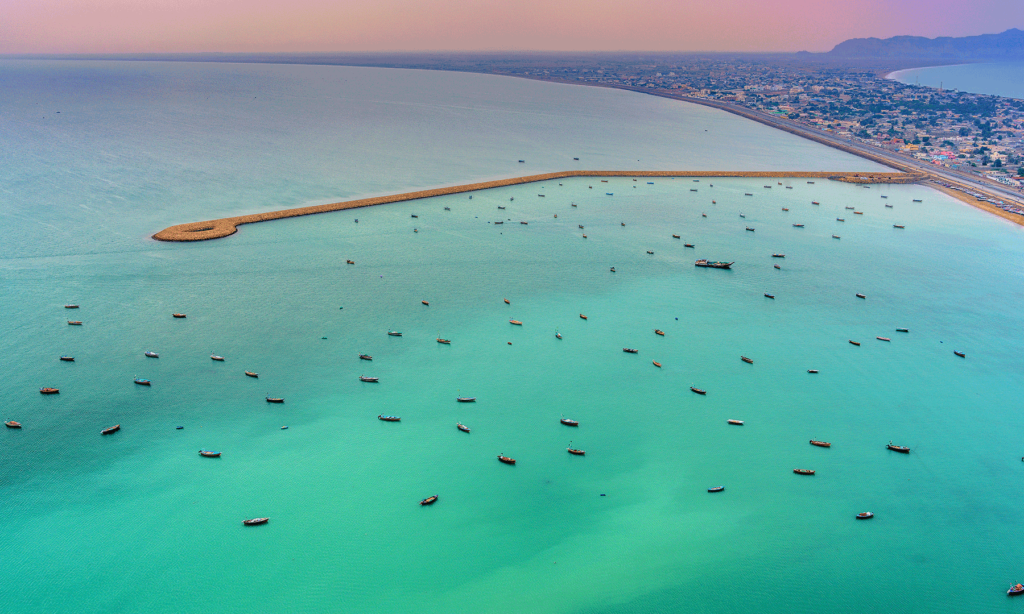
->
(153, 171, 918, 242)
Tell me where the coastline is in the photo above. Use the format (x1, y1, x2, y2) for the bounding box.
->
(153, 170, 917, 242)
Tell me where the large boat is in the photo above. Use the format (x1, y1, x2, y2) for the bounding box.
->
(781, 207, 789, 211)
(498, 455, 516, 465)
(437, 338, 451, 344)
(420, 495, 438, 506)
(708, 486, 725, 492)
(741, 356, 753, 364)
(456, 397, 476, 403)
(854, 211, 863, 215)
(845, 206, 855, 210)
(691, 386, 706, 395)
(5, 420, 22, 428)
(101, 424, 120, 435)
(145, 351, 158, 358)
(727, 419, 744, 425)
(60, 356, 75, 362)
(1009, 584, 1024, 596)
(243, 517, 269, 526)
(245, 371, 259, 378)
(561, 417, 579, 426)
(567, 447, 585, 456)
(654, 329, 665, 336)
(793, 469, 815, 475)
(172, 313, 186, 318)
(359, 376, 379, 382)
(211, 355, 225, 361)
(387, 331, 402, 336)
(623, 348, 638, 354)
(40, 387, 59, 394)
(694, 260, 734, 269)
(378, 415, 400, 422)
(887, 441, 910, 453)
(68, 320, 82, 325)
(457, 423, 471, 433)
(199, 450, 221, 457)
(134, 378, 151, 386)
(509, 319, 523, 325)
(810, 440, 831, 447)
(266, 396, 284, 403)
(856, 512, 873, 520)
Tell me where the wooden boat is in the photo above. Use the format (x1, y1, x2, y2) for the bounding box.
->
(509, 319, 523, 326)
(40, 387, 59, 394)
(378, 415, 400, 421)
(359, 376, 379, 382)
(810, 440, 830, 447)
(134, 378, 151, 386)
(774, 264, 781, 270)
(694, 260, 733, 269)
(65, 304, 79, 309)
(422, 300, 429, 305)
(913, 199, 922, 203)
(1008, 584, 1024, 596)
(896, 328, 909, 333)
(555, 332, 562, 339)
(68, 320, 82, 325)
(245, 371, 259, 378)
(887, 441, 910, 453)
(610, 267, 616, 272)
(772, 254, 785, 258)
(620, 222, 625, 226)
(560, 417, 579, 426)
(856, 293, 866, 299)
(266, 396, 284, 403)
(837, 218, 844, 222)
(845, 206, 855, 210)
(243, 517, 269, 526)
(885, 204, 893, 208)
(954, 351, 966, 358)
(199, 450, 221, 457)
(854, 211, 863, 215)
(877, 337, 890, 342)
(504, 299, 510, 304)
(746, 227, 755, 232)
(685, 243, 695, 248)
(848, 340, 860, 346)
(145, 351, 158, 358)
(346, 260, 355, 265)
(745, 193, 752, 196)
(60, 356, 75, 362)
(792, 224, 804, 228)
(444, 206, 450, 210)
(702, 213, 707, 217)
(420, 495, 438, 505)
(782, 207, 789, 211)
(646, 250, 654, 255)
(764, 293, 775, 299)
(708, 486, 724, 492)
(498, 455, 516, 465)
(457, 423, 470, 433)
(579, 314, 588, 320)
(101, 424, 120, 435)
(623, 348, 638, 354)
(172, 313, 186, 318)
(437, 338, 451, 344)
(6, 421, 22, 428)
(567, 447, 585, 455)
(739, 213, 745, 218)
(211, 355, 225, 361)
(812, 201, 819, 204)
(832, 235, 840, 239)
(456, 397, 476, 403)
(893, 224, 905, 229)
(654, 329, 665, 336)
(741, 356, 753, 364)
(856, 512, 873, 520)
(582, 234, 587, 238)
(498, 206, 506, 210)
(672, 234, 680, 239)
(793, 469, 815, 475)
(690, 386, 706, 395)
(521, 221, 528, 225)
(727, 419, 744, 425)
(807, 369, 819, 374)
(387, 331, 402, 336)
(652, 361, 661, 367)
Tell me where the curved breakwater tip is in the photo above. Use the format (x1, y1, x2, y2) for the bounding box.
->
(152, 170, 918, 242)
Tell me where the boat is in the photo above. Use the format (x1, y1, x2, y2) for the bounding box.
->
(266, 396, 284, 403)
(832, 235, 840, 239)
(652, 361, 661, 367)
(145, 351, 158, 358)
(623, 348, 638, 354)
(684, 243, 694, 248)
(654, 329, 665, 336)
(774, 265, 781, 269)
(954, 350, 966, 358)
(6, 421, 22, 428)
(134, 378, 151, 386)
(1009, 584, 1024, 596)
(444, 206, 450, 211)
(65, 304, 79, 309)
(420, 495, 438, 506)
(849, 340, 860, 346)
(837, 217, 845, 222)
(896, 328, 909, 333)
(582, 234, 587, 238)
(782, 207, 789, 211)
(509, 319, 523, 325)
(620, 222, 625, 226)
(68, 320, 82, 325)
(199, 450, 221, 457)
(101, 424, 120, 435)
(885, 204, 893, 208)
(646, 250, 654, 255)
(764, 293, 775, 299)
(741, 356, 753, 364)
(573, 157, 579, 161)
(422, 300, 429, 306)
(893, 225, 905, 229)
(378, 415, 400, 421)
(856, 512, 873, 520)
(708, 486, 724, 492)
(807, 369, 819, 374)
(913, 199, 922, 203)
(388, 331, 402, 336)
(346, 260, 354, 265)
(437, 338, 451, 344)
(881, 195, 888, 199)
(457, 423, 471, 433)
(359, 376, 379, 382)
(40, 387, 59, 394)
(498, 206, 506, 210)
(579, 314, 588, 320)
(856, 293, 866, 299)
(739, 214, 745, 218)
(690, 386, 706, 395)
(520, 221, 528, 225)
(610, 267, 616, 272)
(745, 193, 752, 196)
(702, 213, 707, 218)
(772, 254, 785, 258)
(672, 234, 680, 239)
(211, 355, 225, 361)
(60, 356, 75, 362)
(567, 447, 585, 455)
(561, 417, 579, 426)
(845, 206, 855, 210)
(810, 440, 831, 447)
(456, 397, 476, 403)
(504, 299, 510, 304)
(792, 224, 804, 228)
(727, 419, 744, 425)
(745, 227, 755, 232)
(498, 455, 516, 465)
(854, 211, 863, 215)
(877, 337, 890, 342)
(601, 180, 608, 183)
(172, 313, 186, 318)
(245, 371, 259, 378)
(694, 260, 733, 269)
(555, 332, 562, 339)
(887, 441, 910, 453)
(812, 201, 819, 204)
(793, 469, 815, 475)
(243, 517, 269, 526)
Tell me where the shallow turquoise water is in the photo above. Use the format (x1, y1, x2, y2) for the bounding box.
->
(890, 62, 1024, 99)
(2, 61, 1023, 614)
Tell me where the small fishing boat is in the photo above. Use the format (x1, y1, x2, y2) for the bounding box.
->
(437, 338, 451, 344)
(579, 225, 584, 229)
(837, 218, 844, 222)
(739, 213, 745, 218)
(654, 329, 664, 336)
(610, 267, 616, 272)
(567, 447, 585, 455)
(856, 512, 873, 520)
(849, 340, 860, 346)
(101, 424, 120, 435)
(646, 250, 654, 255)
(582, 234, 587, 238)
(266, 396, 284, 403)
(691, 386, 706, 395)
(741, 356, 753, 364)
(521, 221, 528, 225)
(856, 293, 866, 299)
(810, 440, 830, 447)
(504, 299, 510, 304)
(764, 293, 775, 299)
(745, 193, 753, 196)
(1008, 584, 1024, 596)
(620, 222, 625, 226)
(885, 204, 893, 208)
(172, 313, 186, 318)
(887, 441, 910, 453)
(793, 469, 815, 475)
(134, 378, 151, 386)
(243, 517, 269, 526)
(561, 417, 579, 426)
(812, 201, 819, 204)
(954, 350, 966, 358)
(623, 348, 638, 354)
(444, 206, 450, 210)
(6, 421, 23, 428)
(509, 319, 523, 325)
(913, 199, 922, 203)
(893, 224, 905, 229)
(211, 355, 225, 361)
(579, 314, 588, 320)
(601, 180, 608, 183)
(388, 331, 402, 336)
(145, 351, 158, 358)
(746, 227, 755, 232)
(807, 369, 819, 374)
(555, 332, 562, 339)
(727, 419, 744, 425)
(896, 328, 909, 333)
(782, 207, 789, 211)
(346, 260, 355, 265)
(411, 214, 418, 218)
(652, 361, 661, 367)
(685, 243, 694, 248)
(378, 415, 400, 421)
(708, 486, 724, 492)
(694, 260, 733, 269)
(60, 356, 75, 362)
(40, 387, 59, 394)
(498, 206, 506, 210)
(832, 235, 840, 239)
(792, 224, 804, 228)
(422, 300, 429, 306)
(65, 304, 79, 309)
(498, 455, 516, 465)
(877, 336, 890, 342)
(845, 206, 855, 210)
(457, 397, 476, 403)
(245, 371, 259, 378)
(772, 254, 785, 258)
(68, 320, 82, 325)
(572, 203, 577, 207)
(457, 423, 470, 433)
(854, 211, 863, 215)
(420, 495, 438, 506)
(199, 450, 221, 457)
(774, 264, 781, 270)
(672, 234, 680, 239)
(359, 376, 379, 382)
(702, 213, 707, 217)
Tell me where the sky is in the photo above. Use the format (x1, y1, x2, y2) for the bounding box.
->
(2, 0, 1023, 55)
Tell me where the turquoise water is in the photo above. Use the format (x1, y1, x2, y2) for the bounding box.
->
(890, 62, 1024, 99)
(3, 61, 1024, 614)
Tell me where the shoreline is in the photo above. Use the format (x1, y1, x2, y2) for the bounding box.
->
(153, 170, 916, 242)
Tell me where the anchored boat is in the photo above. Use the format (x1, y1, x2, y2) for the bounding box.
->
(741, 356, 753, 364)
(690, 386, 706, 395)
(560, 417, 579, 426)
(694, 259, 733, 269)
(199, 450, 221, 457)
(456, 397, 476, 403)
(243, 517, 269, 526)
(793, 469, 815, 475)
(810, 440, 831, 447)
(378, 415, 400, 422)
(457, 423, 470, 433)
(359, 376, 379, 382)
(420, 495, 438, 506)
(101, 424, 120, 435)
(498, 455, 516, 465)
(727, 419, 744, 425)
(887, 441, 910, 453)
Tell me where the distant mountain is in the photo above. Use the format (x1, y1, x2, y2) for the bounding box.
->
(827, 28, 1024, 61)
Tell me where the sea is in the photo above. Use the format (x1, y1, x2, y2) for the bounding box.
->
(889, 62, 1024, 100)
(2, 60, 1023, 614)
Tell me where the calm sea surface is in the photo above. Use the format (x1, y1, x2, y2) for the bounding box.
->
(2, 61, 1023, 614)
(890, 62, 1024, 99)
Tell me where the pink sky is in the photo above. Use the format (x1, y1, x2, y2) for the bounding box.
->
(2, 0, 1022, 54)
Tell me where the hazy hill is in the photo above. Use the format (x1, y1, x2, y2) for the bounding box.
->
(827, 28, 1024, 61)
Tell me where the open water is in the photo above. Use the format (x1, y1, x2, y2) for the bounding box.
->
(890, 62, 1024, 100)
(2, 61, 1024, 614)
